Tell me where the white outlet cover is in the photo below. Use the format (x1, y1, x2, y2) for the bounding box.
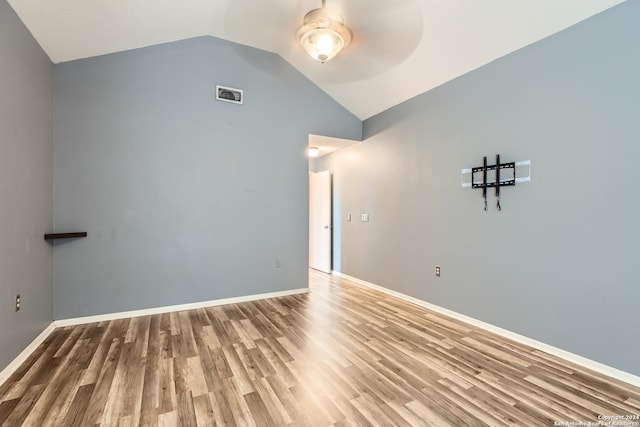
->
(361, 214, 369, 222)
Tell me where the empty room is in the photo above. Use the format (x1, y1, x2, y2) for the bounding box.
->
(1, 0, 639, 425)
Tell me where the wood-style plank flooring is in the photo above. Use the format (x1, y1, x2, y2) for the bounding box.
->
(1, 270, 639, 426)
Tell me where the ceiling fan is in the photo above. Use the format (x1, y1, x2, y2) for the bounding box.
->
(222, 0, 423, 82)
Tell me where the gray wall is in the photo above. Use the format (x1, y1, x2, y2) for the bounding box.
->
(54, 36, 361, 319)
(315, 1, 640, 375)
(0, 0, 54, 372)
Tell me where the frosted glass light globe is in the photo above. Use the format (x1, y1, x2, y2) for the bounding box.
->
(297, 8, 351, 63)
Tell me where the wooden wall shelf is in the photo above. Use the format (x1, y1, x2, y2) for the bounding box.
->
(44, 232, 88, 241)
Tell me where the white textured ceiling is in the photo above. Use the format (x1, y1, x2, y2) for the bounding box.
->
(8, 0, 625, 120)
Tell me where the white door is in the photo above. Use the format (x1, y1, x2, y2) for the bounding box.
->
(309, 170, 332, 273)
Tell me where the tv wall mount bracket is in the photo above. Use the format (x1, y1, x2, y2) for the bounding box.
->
(461, 155, 531, 211)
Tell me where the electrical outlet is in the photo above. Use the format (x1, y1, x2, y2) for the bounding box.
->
(435, 265, 441, 277)
(15, 294, 21, 311)
(361, 214, 369, 222)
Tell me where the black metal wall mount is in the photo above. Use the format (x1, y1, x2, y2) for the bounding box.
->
(470, 154, 515, 211)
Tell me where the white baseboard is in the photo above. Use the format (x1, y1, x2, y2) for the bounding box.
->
(0, 322, 56, 387)
(54, 287, 309, 327)
(332, 271, 640, 388)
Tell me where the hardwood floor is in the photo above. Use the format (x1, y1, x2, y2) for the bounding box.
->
(1, 270, 639, 426)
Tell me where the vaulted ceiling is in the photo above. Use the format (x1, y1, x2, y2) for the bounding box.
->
(8, 0, 625, 119)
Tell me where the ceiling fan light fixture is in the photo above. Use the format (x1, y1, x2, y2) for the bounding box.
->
(297, 7, 351, 63)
